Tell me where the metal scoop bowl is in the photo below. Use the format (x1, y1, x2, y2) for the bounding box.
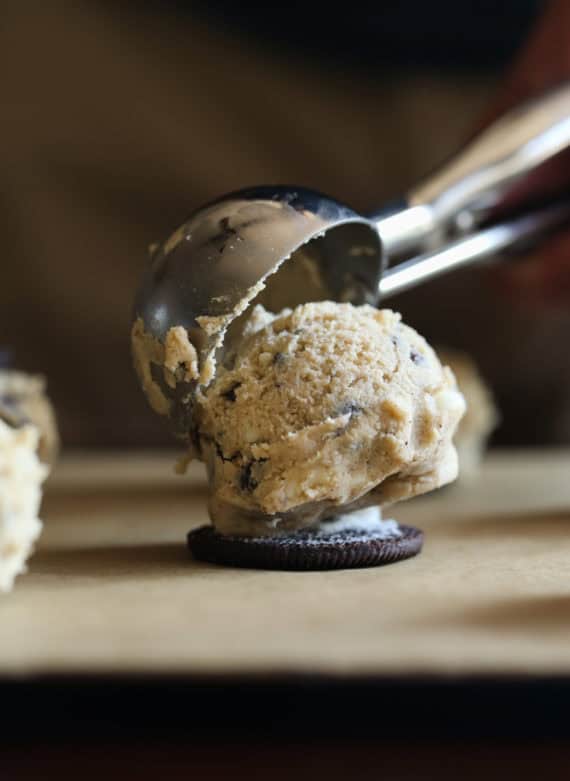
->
(134, 83, 570, 438)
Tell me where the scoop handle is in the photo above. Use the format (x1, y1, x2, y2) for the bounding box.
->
(375, 82, 570, 258)
(412, 83, 570, 215)
(378, 200, 570, 299)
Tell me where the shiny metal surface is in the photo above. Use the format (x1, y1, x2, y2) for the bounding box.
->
(412, 84, 570, 218)
(376, 82, 570, 258)
(133, 83, 570, 435)
(379, 201, 570, 299)
(134, 186, 382, 352)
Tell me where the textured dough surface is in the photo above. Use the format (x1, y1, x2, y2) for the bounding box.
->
(437, 348, 499, 477)
(0, 420, 47, 591)
(0, 371, 59, 466)
(193, 302, 465, 535)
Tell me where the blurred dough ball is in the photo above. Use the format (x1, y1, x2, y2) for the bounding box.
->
(0, 420, 47, 592)
(437, 348, 499, 476)
(0, 371, 60, 467)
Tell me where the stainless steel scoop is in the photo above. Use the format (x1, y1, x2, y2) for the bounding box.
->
(134, 83, 570, 436)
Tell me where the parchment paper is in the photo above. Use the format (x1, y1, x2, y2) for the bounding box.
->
(2, 450, 570, 677)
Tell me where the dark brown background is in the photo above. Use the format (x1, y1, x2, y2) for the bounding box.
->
(5, 0, 569, 449)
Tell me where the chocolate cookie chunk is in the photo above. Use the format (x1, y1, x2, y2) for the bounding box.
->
(187, 523, 423, 571)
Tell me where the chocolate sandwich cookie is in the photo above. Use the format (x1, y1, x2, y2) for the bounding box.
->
(187, 523, 423, 571)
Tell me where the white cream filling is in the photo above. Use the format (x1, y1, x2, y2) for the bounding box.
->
(316, 505, 401, 538)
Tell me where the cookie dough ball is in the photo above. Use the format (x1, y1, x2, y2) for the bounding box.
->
(193, 302, 466, 535)
(0, 371, 59, 466)
(0, 420, 47, 591)
(437, 348, 499, 476)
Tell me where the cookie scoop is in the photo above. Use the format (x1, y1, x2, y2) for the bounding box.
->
(133, 84, 570, 440)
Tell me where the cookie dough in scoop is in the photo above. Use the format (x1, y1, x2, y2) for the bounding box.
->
(189, 301, 465, 536)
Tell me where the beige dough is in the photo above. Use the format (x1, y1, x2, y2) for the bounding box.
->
(0, 371, 59, 466)
(0, 420, 47, 591)
(437, 348, 499, 477)
(191, 302, 466, 535)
